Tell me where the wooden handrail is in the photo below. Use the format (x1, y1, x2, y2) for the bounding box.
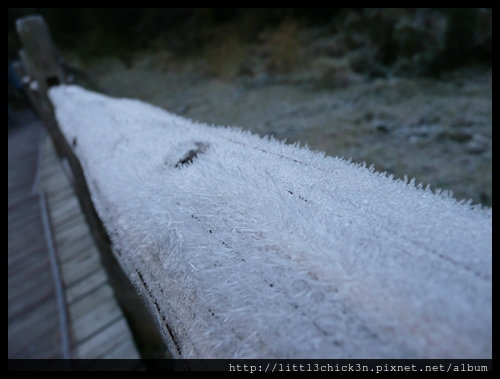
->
(17, 15, 492, 360)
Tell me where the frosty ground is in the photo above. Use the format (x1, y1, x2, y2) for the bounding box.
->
(86, 58, 491, 208)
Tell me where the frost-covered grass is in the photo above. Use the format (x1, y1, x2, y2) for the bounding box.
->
(87, 59, 492, 207)
(49, 85, 491, 359)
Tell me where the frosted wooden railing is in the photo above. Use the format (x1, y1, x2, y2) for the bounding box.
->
(18, 15, 492, 359)
(47, 84, 491, 359)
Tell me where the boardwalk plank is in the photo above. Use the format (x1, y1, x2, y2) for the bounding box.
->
(50, 196, 80, 222)
(69, 283, 115, 321)
(72, 302, 122, 344)
(102, 338, 142, 360)
(41, 169, 72, 191)
(54, 212, 86, 236)
(8, 232, 48, 267)
(76, 318, 138, 359)
(51, 204, 82, 228)
(40, 157, 65, 177)
(8, 263, 53, 318)
(8, 194, 42, 232)
(9, 301, 59, 354)
(54, 221, 89, 252)
(61, 246, 102, 287)
(49, 184, 76, 204)
(8, 209, 45, 233)
(65, 268, 108, 305)
(14, 330, 63, 359)
(59, 235, 95, 264)
(54, 219, 89, 248)
(57, 234, 95, 263)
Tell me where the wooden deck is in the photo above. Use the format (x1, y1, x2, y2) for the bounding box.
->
(8, 111, 142, 362)
(8, 114, 68, 359)
(8, 192, 70, 359)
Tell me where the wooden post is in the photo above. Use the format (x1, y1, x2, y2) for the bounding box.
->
(13, 52, 44, 120)
(16, 16, 67, 155)
(16, 15, 66, 92)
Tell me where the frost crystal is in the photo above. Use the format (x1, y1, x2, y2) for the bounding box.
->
(48, 85, 492, 359)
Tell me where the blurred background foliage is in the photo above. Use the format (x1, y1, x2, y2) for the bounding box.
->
(8, 8, 492, 78)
